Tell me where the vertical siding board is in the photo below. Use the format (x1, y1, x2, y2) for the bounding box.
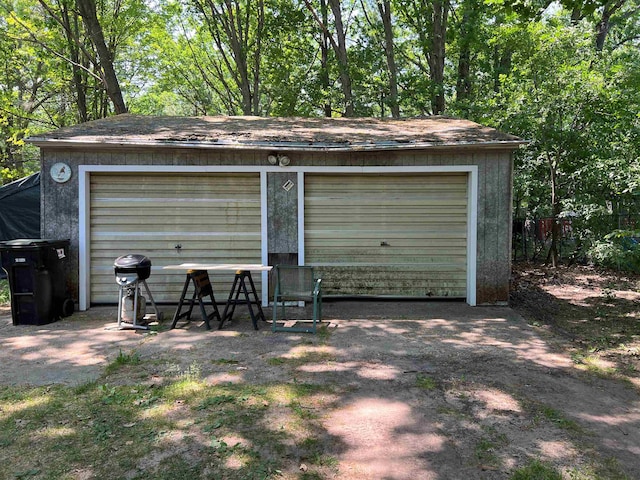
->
(474, 152, 488, 303)
(267, 172, 298, 254)
(477, 151, 510, 304)
(496, 152, 514, 302)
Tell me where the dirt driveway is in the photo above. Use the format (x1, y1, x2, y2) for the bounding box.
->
(1, 301, 639, 479)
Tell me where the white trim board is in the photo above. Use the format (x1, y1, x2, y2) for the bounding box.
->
(77, 165, 478, 309)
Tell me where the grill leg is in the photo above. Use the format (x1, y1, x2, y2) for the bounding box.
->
(117, 284, 124, 328)
(141, 280, 162, 322)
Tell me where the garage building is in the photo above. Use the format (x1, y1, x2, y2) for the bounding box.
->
(27, 115, 525, 310)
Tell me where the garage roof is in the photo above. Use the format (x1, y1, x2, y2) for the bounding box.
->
(27, 114, 526, 152)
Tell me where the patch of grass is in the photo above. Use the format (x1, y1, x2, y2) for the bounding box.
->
(510, 459, 562, 480)
(0, 374, 329, 479)
(267, 357, 287, 366)
(538, 405, 583, 433)
(290, 400, 318, 420)
(593, 456, 633, 480)
(416, 374, 437, 390)
(522, 400, 584, 434)
(105, 349, 141, 374)
(316, 324, 332, 342)
(475, 426, 508, 468)
(267, 350, 336, 368)
(196, 394, 236, 410)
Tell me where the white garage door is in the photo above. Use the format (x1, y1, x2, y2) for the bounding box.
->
(304, 173, 468, 297)
(89, 172, 262, 304)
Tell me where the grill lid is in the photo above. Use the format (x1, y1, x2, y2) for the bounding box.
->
(114, 254, 151, 269)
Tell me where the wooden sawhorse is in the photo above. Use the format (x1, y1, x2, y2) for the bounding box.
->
(170, 270, 221, 330)
(219, 270, 267, 330)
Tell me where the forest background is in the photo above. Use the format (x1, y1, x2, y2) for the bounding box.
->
(1, 0, 639, 269)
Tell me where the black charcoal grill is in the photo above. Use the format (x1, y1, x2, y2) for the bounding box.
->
(114, 254, 161, 329)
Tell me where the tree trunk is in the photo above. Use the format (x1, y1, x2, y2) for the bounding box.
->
(252, 0, 264, 115)
(595, 0, 627, 52)
(328, 0, 354, 117)
(547, 154, 560, 268)
(76, 0, 127, 114)
(455, 0, 474, 108)
(493, 47, 511, 93)
(320, 0, 332, 117)
(61, 3, 88, 122)
(377, 0, 399, 118)
(428, 0, 447, 115)
(191, 0, 262, 116)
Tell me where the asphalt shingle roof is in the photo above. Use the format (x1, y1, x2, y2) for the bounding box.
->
(28, 114, 525, 151)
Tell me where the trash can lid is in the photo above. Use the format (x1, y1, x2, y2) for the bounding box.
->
(0, 238, 70, 249)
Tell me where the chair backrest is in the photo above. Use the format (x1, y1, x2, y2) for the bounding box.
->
(276, 265, 315, 298)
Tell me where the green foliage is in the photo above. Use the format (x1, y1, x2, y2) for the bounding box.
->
(588, 230, 640, 273)
(0, 279, 9, 305)
(0, 0, 638, 246)
(510, 459, 563, 480)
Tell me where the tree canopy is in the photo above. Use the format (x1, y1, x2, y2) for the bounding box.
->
(1, 0, 638, 265)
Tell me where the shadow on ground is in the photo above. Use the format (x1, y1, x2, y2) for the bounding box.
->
(0, 300, 638, 479)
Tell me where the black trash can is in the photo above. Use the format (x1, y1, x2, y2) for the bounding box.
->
(0, 239, 74, 325)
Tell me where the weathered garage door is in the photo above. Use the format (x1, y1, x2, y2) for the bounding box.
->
(89, 172, 261, 304)
(305, 173, 467, 297)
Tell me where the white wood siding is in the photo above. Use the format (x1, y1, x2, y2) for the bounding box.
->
(304, 173, 468, 297)
(89, 173, 261, 303)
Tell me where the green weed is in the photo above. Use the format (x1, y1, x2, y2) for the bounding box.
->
(416, 374, 437, 390)
(539, 406, 583, 433)
(105, 349, 141, 374)
(510, 459, 562, 480)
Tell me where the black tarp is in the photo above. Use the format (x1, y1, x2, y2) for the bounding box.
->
(0, 173, 40, 239)
(0, 173, 41, 278)
(0, 172, 40, 241)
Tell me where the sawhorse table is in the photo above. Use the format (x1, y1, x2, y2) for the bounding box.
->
(163, 264, 272, 330)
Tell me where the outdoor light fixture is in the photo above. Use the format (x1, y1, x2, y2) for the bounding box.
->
(278, 155, 290, 167)
(267, 153, 291, 167)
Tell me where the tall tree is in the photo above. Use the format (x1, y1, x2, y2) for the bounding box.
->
(75, 0, 127, 113)
(190, 0, 265, 115)
(396, 0, 449, 114)
(303, 0, 355, 116)
(359, 0, 400, 117)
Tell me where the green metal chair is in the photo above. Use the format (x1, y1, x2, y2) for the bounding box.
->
(272, 265, 322, 334)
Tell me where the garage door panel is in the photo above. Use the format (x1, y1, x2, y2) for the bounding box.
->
(92, 213, 259, 225)
(305, 173, 468, 298)
(90, 173, 262, 304)
(92, 175, 259, 188)
(316, 266, 467, 297)
(91, 241, 260, 254)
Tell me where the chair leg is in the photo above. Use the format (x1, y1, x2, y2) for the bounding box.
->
(272, 296, 278, 332)
(311, 296, 318, 334)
